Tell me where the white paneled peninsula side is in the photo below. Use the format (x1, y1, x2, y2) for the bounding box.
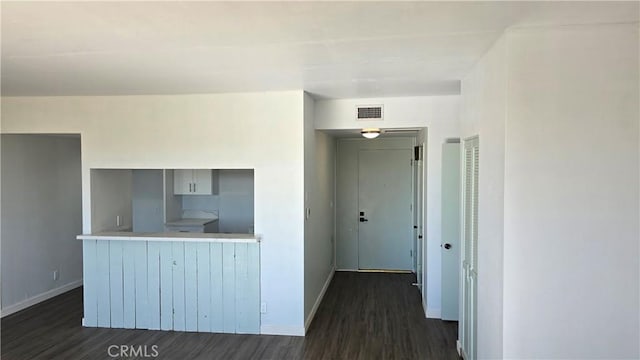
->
(77, 232, 260, 334)
(82, 168, 259, 334)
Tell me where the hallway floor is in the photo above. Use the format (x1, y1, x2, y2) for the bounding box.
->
(1, 272, 459, 359)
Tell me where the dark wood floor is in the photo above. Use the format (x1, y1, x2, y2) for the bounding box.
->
(1, 272, 459, 360)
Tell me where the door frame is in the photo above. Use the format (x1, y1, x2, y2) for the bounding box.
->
(412, 144, 425, 288)
(334, 137, 419, 272)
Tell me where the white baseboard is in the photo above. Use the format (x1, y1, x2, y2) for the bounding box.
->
(260, 324, 305, 336)
(304, 268, 335, 331)
(1, 279, 83, 318)
(422, 293, 428, 317)
(425, 307, 441, 319)
(457, 340, 468, 359)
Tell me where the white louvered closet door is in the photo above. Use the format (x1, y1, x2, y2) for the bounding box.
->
(460, 136, 479, 360)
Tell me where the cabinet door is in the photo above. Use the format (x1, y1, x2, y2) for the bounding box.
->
(174, 169, 193, 195)
(192, 169, 212, 195)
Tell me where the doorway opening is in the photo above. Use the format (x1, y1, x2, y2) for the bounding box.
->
(334, 133, 425, 278)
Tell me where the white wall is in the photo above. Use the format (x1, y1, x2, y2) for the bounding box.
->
(315, 95, 460, 317)
(218, 169, 254, 233)
(163, 170, 182, 223)
(461, 22, 639, 358)
(91, 169, 133, 232)
(181, 194, 219, 218)
(315, 96, 459, 130)
(460, 35, 507, 359)
(303, 93, 336, 330)
(0, 91, 306, 335)
(1, 134, 83, 315)
(132, 169, 164, 232)
(502, 23, 639, 359)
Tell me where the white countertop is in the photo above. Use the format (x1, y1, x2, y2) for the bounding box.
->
(77, 231, 259, 243)
(164, 217, 218, 227)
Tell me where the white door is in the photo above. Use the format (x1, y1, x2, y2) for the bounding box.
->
(441, 142, 461, 320)
(460, 137, 479, 360)
(358, 149, 413, 271)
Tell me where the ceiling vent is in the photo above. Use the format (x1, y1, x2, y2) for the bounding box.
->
(356, 105, 383, 120)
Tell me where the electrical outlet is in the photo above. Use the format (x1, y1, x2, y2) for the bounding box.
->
(116, 215, 122, 227)
(53, 270, 59, 281)
(260, 302, 267, 314)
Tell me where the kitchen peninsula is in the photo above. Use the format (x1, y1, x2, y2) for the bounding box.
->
(79, 168, 259, 334)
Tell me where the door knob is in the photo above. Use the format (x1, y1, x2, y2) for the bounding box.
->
(444, 243, 452, 250)
(359, 217, 368, 222)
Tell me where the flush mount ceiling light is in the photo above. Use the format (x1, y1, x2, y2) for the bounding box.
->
(361, 128, 381, 139)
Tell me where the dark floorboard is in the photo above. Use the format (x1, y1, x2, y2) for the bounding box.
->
(1, 272, 459, 359)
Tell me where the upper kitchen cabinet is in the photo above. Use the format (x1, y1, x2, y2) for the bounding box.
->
(174, 169, 219, 195)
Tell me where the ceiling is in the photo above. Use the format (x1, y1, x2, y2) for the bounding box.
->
(2, 1, 637, 98)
